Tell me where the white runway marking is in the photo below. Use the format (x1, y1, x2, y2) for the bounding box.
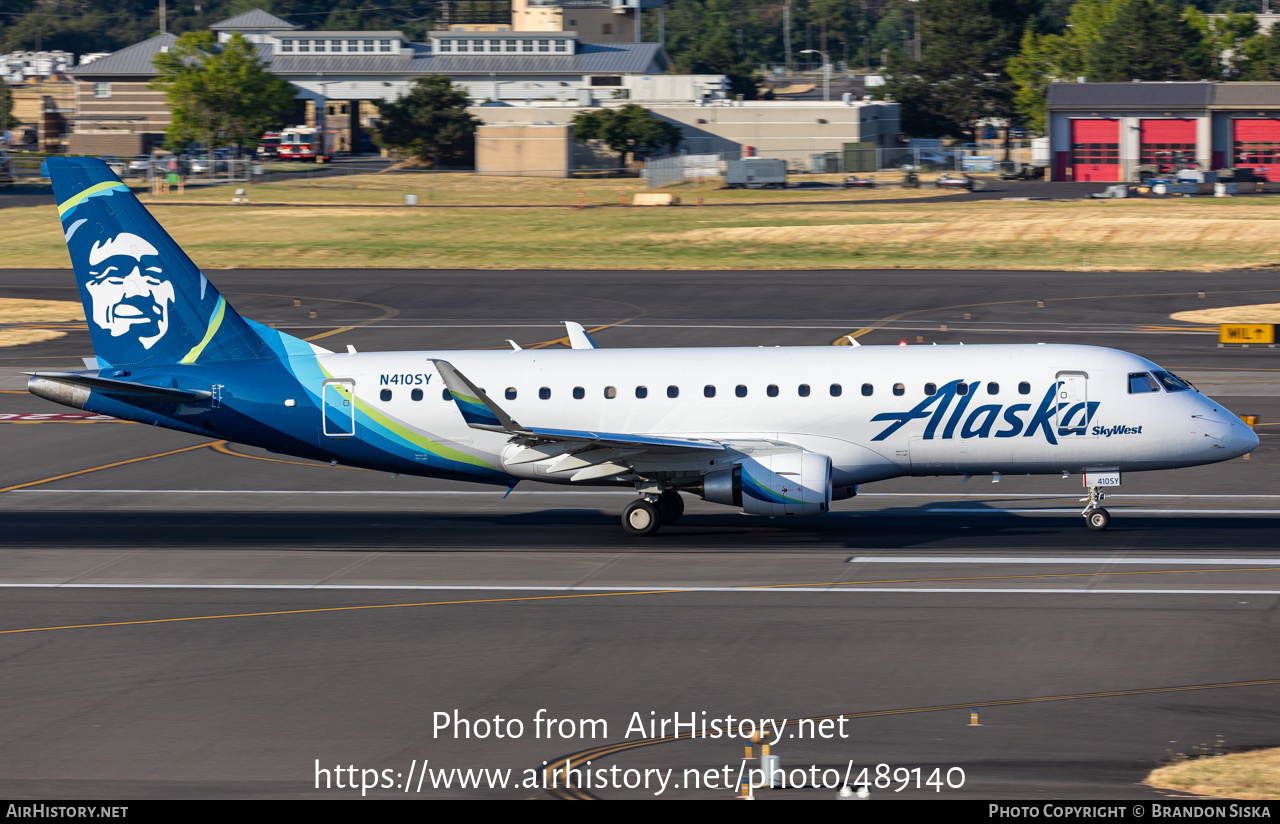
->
(848, 556, 1280, 565)
(0, 583, 1276, 595)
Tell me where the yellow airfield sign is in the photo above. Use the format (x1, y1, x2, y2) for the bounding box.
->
(1218, 324, 1276, 344)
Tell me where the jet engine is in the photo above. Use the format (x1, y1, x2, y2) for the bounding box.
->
(700, 451, 832, 517)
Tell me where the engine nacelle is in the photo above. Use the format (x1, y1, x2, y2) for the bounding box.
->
(701, 452, 832, 517)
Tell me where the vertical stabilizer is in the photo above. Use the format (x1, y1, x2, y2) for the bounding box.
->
(45, 157, 274, 367)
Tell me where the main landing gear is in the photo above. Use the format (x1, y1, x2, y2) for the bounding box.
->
(1081, 486, 1111, 531)
(621, 491, 684, 536)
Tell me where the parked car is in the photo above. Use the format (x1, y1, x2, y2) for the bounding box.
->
(1008, 127, 1029, 139)
(127, 155, 153, 176)
(936, 172, 974, 190)
(842, 175, 876, 189)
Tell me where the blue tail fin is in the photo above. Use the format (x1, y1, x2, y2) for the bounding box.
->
(46, 157, 272, 368)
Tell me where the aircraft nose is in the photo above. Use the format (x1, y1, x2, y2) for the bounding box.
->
(1238, 422, 1260, 456)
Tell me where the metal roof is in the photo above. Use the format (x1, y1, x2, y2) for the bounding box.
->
(270, 42, 668, 76)
(1047, 82, 1214, 108)
(69, 36, 667, 78)
(1211, 83, 1280, 106)
(275, 31, 405, 39)
(211, 9, 302, 30)
(66, 33, 178, 76)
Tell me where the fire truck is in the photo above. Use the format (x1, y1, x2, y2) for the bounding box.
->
(276, 126, 333, 163)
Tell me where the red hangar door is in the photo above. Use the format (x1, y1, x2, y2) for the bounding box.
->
(1140, 119, 1197, 173)
(1070, 119, 1120, 182)
(1233, 119, 1280, 181)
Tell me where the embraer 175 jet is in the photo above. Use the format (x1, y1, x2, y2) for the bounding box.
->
(28, 158, 1258, 535)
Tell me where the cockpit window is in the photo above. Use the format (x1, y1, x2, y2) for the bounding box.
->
(1152, 370, 1193, 392)
(1128, 372, 1160, 394)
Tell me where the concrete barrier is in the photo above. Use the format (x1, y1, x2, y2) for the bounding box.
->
(632, 193, 681, 206)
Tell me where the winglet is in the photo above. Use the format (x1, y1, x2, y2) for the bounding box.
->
(564, 321, 599, 350)
(430, 359, 521, 432)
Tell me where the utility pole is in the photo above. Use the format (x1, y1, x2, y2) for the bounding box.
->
(783, 0, 792, 72)
(910, 0, 920, 60)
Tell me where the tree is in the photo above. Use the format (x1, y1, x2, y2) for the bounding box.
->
(880, 0, 1038, 140)
(685, 28, 762, 100)
(0, 83, 18, 133)
(1237, 21, 1280, 80)
(571, 105, 683, 167)
(151, 31, 297, 153)
(1007, 27, 1081, 131)
(372, 75, 480, 167)
(1082, 0, 1215, 82)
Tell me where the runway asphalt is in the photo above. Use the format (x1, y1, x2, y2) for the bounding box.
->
(0, 268, 1277, 799)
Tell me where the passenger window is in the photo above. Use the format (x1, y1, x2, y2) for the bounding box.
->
(1128, 372, 1160, 394)
(380, 389, 392, 402)
(735, 385, 747, 398)
(925, 383, 936, 396)
(411, 388, 423, 401)
(1018, 382, 1030, 395)
(893, 383, 904, 396)
(539, 387, 551, 400)
(505, 387, 517, 400)
(861, 383, 873, 397)
(830, 384, 842, 397)
(635, 386, 648, 399)
(987, 383, 999, 395)
(798, 384, 810, 397)
(767, 384, 779, 397)
(667, 385, 679, 398)
(604, 386, 617, 399)
(704, 385, 716, 398)
(573, 386, 584, 400)
(442, 389, 453, 401)
(957, 383, 969, 396)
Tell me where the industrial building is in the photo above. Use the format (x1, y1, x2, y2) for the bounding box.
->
(1046, 81, 1280, 182)
(63, 8, 687, 156)
(471, 98, 900, 174)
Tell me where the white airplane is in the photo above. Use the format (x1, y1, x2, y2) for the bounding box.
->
(29, 158, 1260, 535)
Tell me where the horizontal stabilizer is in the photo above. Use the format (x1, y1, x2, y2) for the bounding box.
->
(564, 321, 599, 350)
(23, 371, 212, 401)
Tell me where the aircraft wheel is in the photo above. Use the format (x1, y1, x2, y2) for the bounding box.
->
(1086, 508, 1111, 531)
(622, 499, 662, 536)
(657, 491, 684, 525)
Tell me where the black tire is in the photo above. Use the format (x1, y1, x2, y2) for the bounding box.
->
(1086, 508, 1111, 531)
(657, 491, 685, 525)
(622, 499, 662, 536)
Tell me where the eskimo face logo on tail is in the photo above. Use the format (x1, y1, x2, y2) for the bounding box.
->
(84, 233, 175, 350)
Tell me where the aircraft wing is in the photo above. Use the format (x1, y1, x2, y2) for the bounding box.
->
(430, 359, 726, 456)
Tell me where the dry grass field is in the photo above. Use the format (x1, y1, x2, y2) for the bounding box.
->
(157, 172, 947, 207)
(1146, 748, 1280, 800)
(5, 191, 1280, 271)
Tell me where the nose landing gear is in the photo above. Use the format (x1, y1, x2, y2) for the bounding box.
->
(1081, 486, 1110, 531)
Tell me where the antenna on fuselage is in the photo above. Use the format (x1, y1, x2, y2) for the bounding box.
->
(507, 340, 523, 351)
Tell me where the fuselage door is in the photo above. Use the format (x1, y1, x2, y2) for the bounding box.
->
(322, 378, 356, 438)
(1055, 371, 1091, 437)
